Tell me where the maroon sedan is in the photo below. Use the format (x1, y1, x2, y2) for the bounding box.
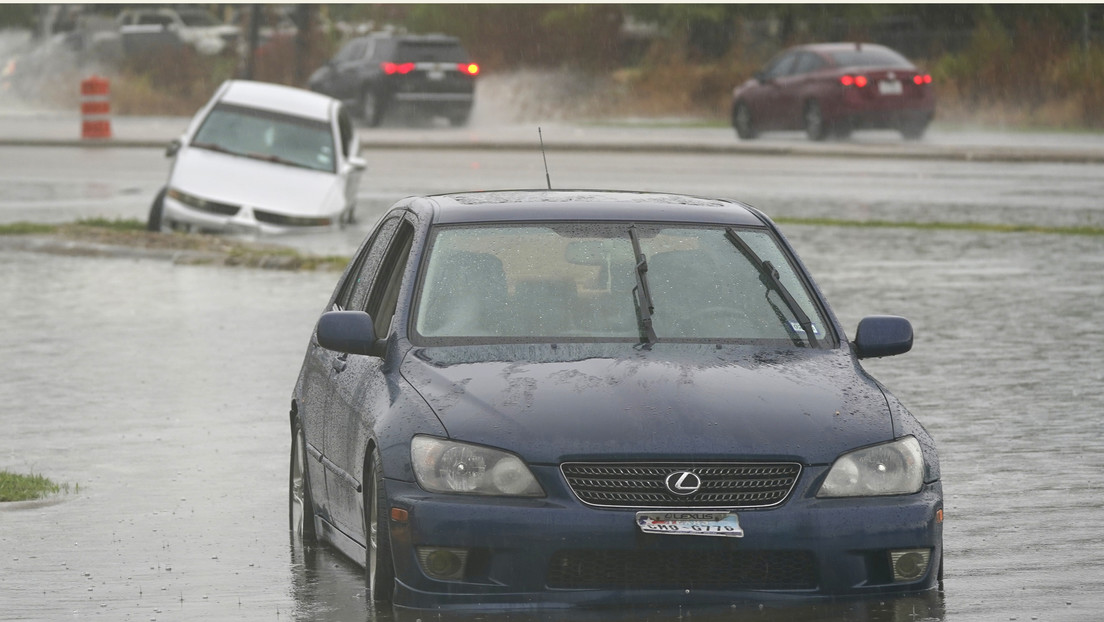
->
(731, 42, 934, 141)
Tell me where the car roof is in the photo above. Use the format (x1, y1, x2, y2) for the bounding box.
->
(362, 32, 461, 44)
(414, 190, 767, 227)
(796, 42, 896, 54)
(216, 80, 335, 121)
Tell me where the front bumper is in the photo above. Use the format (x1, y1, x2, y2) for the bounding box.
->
(161, 195, 342, 235)
(384, 465, 943, 610)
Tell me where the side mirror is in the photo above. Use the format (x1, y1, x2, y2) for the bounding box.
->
(165, 138, 182, 158)
(347, 155, 367, 171)
(317, 310, 385, 357)
(854, 315, 913, 359)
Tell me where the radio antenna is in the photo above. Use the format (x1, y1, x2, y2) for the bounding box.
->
(538, 127, 552, 190)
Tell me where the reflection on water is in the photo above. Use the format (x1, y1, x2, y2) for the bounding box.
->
(287, 537, 944, 622)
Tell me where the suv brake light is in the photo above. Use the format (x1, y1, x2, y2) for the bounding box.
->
(382, 62, 416, 75)
(459, 63, 480, 76)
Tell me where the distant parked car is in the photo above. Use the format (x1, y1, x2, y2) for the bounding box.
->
(289, 189, 943, 608)
(307, 32, 479, 127)
(148, 80, 365, 235)
(731, 42, 935, 141)
(117, 7, 240, 56)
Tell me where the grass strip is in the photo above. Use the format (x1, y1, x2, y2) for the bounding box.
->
(0, 470, 70, 502)
(775, 217, 1104, 237)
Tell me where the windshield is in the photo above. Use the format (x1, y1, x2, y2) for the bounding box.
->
(191, 103, 335, 173)
(412, 223, 832, 346)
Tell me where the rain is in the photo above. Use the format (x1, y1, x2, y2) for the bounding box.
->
(2, 4, 1104, 621)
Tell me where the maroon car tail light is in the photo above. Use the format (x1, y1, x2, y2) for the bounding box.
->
(458, 63, 480, 76)
(913, 74, 932, 85)
(382, 62, 416, 75)
(840, 75, 868, 88)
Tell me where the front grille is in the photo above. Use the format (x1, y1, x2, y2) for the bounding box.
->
(168, 188, 239, 216)
(253, 210, 333, 227)
(561, 462, 801, 508)
(547, 549, 817, 590)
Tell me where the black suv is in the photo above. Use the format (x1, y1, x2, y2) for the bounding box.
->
(308, 33, 478, 127)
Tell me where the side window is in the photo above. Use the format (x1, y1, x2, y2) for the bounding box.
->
(793, 52, 825, 75)
(332, 217, 401, 311)
(763, 52, 798, 80)
(335, 39, 366, 63)
(366, 220, 416, 338)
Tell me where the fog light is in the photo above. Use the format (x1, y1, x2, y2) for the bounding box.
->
(417, 547, 468, 580)
(890, 549, 931, 582)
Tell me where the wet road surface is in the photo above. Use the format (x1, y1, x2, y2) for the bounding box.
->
(2, 215, 1102, 620)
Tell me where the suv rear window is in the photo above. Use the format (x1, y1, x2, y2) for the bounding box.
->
(395, 41, 468, 62)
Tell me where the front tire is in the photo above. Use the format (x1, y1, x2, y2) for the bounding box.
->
(804, 100, 828, 141)
(146, 187, 167, 232)
(289, 417, 317, 542)
(365, 449, 395, 603)
(732, 102, 757, 140)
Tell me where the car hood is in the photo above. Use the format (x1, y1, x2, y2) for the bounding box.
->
(170, 147, 343, 216)
(401, 344, 893, 465)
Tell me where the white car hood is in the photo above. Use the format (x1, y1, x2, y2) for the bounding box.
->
(171, 147, 344, 217)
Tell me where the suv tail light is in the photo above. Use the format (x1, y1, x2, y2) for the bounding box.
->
(382, 62, 416, 75)
(458, 63, 480, 76)
(912, 74, 932, 85)
(840, 75, 868, 88)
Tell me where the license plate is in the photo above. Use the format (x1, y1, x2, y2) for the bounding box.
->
(427, 69, 445, 81)
(878, 80, 903, 95)
(636, 511, 744, 537)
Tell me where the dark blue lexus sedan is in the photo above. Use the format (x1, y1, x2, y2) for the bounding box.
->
(288, 190, 942, 609)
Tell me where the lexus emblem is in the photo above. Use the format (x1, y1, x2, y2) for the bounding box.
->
(665, 471, 702, 496)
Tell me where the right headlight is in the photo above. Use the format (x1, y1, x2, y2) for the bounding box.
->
(410, 436, 544, 497)
(817, 436, 924, 498)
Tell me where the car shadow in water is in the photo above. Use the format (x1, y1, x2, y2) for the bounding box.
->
(288, 537, 945, 622)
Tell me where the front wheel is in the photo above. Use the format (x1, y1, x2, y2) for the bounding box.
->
(804, 100, 828, 141)
(732, 102, 757, 140)
(365, 449, 395, 603)
(289, 418, 317, 542)
(146, 187, 167, 231)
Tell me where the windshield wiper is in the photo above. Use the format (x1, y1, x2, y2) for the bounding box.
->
(628, 224, 657, 346)
(725, 227, 820, 348)
(190, 140, 235, 155)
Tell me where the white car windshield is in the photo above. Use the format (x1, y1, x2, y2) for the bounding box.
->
(412, 223, 831, 346)
(191, 103, 335, 173)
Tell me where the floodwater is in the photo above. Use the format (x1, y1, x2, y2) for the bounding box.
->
(1, 222, 1103, 621)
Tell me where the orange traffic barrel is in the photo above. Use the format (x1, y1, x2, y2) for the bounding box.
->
(80, 75, 112, 140)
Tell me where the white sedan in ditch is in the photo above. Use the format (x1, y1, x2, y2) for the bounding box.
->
(148, 79, 366, 235)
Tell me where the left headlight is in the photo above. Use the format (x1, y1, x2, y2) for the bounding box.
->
(817, 436, 924, 498)
(411, 436, 544, 497)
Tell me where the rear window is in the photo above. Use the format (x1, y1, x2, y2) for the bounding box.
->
(394, 41, 468, 62)
(828, 47, 912, 69)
